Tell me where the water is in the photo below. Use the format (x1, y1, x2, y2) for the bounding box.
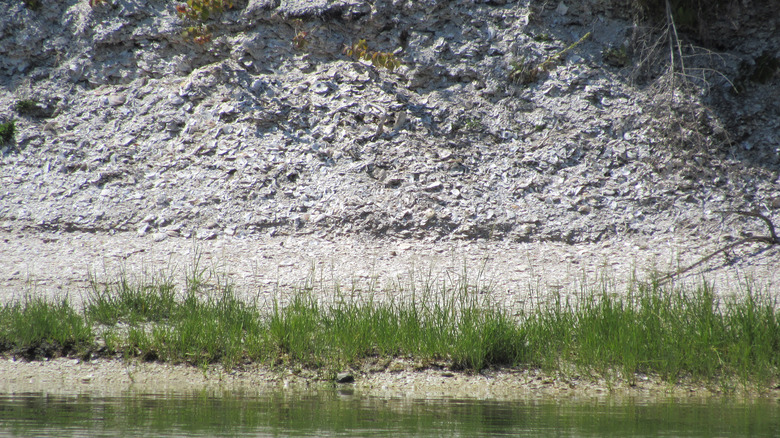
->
(0, 390, 778, 437)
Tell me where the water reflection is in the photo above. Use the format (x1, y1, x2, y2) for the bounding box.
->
(0, 390, 778, 437)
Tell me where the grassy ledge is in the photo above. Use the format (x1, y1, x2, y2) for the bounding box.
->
(1, 267, 778, 391)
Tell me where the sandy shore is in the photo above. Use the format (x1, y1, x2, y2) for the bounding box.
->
(2, 355, 778, 401)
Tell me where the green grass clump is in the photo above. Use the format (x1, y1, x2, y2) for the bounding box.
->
(14, 100, 39, 114)
(266, 283, 525, 371)
(520, 281, 780, 385)
(82, 270, 525, 372)
(142, 286, 267, 367)
(13, 99, 55, 119)
(87, 273, 178, 325)
(13, 99, 53, 118)
(0, 297, 92, 358)
(0, 120, 15, 145)
(87, 268, 269, 368)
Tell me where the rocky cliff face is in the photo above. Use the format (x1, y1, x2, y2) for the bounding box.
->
(1, 0, 778, 243)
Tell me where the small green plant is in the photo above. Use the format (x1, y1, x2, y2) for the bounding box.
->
(89, 0, 108, 7)
(509, 56, 541, 85)
(101, 329, 121, 354)
(293, 31, 309, 50)
(13, 99, 55, 118)
(176, 0, 232, 22)
(14, 99, 39, 114)
(533, 33, 552, 42)
(182, 23, 212, 45)
(463, 117, 482, 131)
(175, 0, 232, 44)
(602, 45, 630, 67)
(0, 120, 15, 145)
(13, 99, 54, 119)
(290, 18, 309, 50)
(510, 32, 591, 85)
(343, 39, 402, 72)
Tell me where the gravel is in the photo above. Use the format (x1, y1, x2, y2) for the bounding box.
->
(1, 0, 778, 243)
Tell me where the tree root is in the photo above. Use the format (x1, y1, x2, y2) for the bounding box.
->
(656, 210, 779, 285)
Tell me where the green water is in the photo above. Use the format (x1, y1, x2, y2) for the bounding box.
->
(0, 390, 778, 437)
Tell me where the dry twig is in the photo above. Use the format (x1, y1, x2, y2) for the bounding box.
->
(656, 210, 779, 285)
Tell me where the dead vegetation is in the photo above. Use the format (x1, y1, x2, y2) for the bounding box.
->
(658, 210, 779, 285)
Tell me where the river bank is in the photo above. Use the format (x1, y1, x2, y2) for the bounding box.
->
(2, 355, 778, 401)
(2, 238, 779, 400)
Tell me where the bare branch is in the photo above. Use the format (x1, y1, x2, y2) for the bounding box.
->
(657, 209, 778, 285)
(715, 210, 779, 244)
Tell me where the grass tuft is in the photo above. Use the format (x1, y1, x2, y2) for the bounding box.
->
(86, 272, 178, 324)
(0, 296, 92, 359)
(0, 120, 15, 145)
(518, 280, 780, 385)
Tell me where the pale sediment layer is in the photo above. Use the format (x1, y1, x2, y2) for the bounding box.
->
(2, 230, 779, 312)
